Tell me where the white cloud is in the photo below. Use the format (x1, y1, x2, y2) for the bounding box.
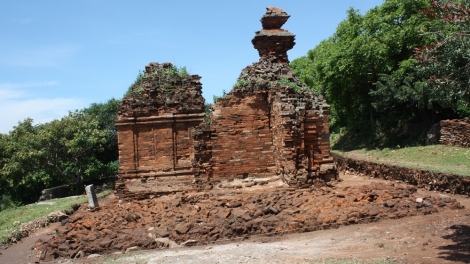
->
(0, 98, 85, 134)
(0, 81, 58, 90)
(0, 82, 85, 134)
(0, 81, 58, 99)
(0, 89, 27, 100)
(0, 45, 78, 68)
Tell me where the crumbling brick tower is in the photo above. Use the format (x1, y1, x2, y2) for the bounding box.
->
(115, 63, 205, 198)
(115, 7, 337, 199)
(193, 7, 337, 186)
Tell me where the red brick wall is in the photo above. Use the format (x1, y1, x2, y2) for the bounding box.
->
(117, 124, 136, 172)
(136, 123, 174, 172)
(210, 92, 276, 179)
(115, 62, 206, 199)
(192, 86, 337, 186)
(116, 114, 204, 179)
(268, 89, 336, 185)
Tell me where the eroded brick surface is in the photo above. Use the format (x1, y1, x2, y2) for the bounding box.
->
(193, 7, 336, 187)
(116, 6, 336, 199)
(115, 63, 205, 198)
(252, 6, 294, 63)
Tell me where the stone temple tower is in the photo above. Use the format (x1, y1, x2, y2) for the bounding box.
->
(115, 6, 337, 200)
(193, 6, 337, 187)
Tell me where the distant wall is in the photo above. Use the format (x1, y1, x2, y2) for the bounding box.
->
(440, 118, 470, 147)
(38, 185, 70, 201)
(333, 153, 470, 196)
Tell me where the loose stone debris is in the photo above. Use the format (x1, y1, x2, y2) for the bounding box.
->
(34, 180, 463, 260)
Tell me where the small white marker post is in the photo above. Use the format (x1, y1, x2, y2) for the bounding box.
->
(85, 184, 99, 209)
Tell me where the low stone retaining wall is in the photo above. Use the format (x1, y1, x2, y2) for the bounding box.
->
(332, 153, 470, 196)
(440, 118, 470, 147)
(38, 185, 71, 201)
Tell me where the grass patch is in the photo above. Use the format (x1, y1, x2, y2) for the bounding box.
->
(303, 258, 397, 264)
(97, 251, 152, 264)
(0, 189, 112, 247)
(333, 145, 470, 176)
(100, 255, 397, 264)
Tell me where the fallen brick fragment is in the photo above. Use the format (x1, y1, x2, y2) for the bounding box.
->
(35, 181, 463, 261)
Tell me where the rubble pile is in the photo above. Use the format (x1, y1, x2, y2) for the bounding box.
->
(35, 181, 462, 260)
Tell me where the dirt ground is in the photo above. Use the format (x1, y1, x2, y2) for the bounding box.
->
(1, 173, 469, 264)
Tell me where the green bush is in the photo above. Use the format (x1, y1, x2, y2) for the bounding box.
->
(0, 195, 19, 212)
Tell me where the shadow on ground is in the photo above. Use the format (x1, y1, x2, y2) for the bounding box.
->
(438, 224, 470, 262)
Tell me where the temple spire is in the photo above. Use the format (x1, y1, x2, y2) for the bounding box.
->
(251, 6, 295, 63)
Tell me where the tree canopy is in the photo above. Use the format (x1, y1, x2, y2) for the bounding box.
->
(0, 99, 119, 204)
(415, 1, 470, 117)
(291, 0, 469, 146)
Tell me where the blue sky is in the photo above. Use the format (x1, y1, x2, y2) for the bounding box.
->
(0, 0, 384, 133)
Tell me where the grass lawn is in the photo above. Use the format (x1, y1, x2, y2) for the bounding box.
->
(306, 259, 397, 264)
(0, 190, 111, 247)
(333, 145, 470, 176)
(98, 253, 397, 264)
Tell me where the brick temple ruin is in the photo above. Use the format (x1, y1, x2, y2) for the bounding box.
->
(35, 7, 467, 262)
(115, 7, 337, 199)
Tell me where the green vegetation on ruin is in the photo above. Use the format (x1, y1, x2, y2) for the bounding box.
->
(231, 76, 305, 93)
(124, 65, 190, 97)
(276, 77, 302, 92)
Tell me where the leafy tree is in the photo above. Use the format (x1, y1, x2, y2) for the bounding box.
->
(415, 1, 470, 117)
(0, 100, 120, 204)
(291, 0, 441, 144)
(289, 55, 317, 93)
(82, 98, 120, 165)
(0, 119, 51, 204)
(36, 111, 110, 188)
